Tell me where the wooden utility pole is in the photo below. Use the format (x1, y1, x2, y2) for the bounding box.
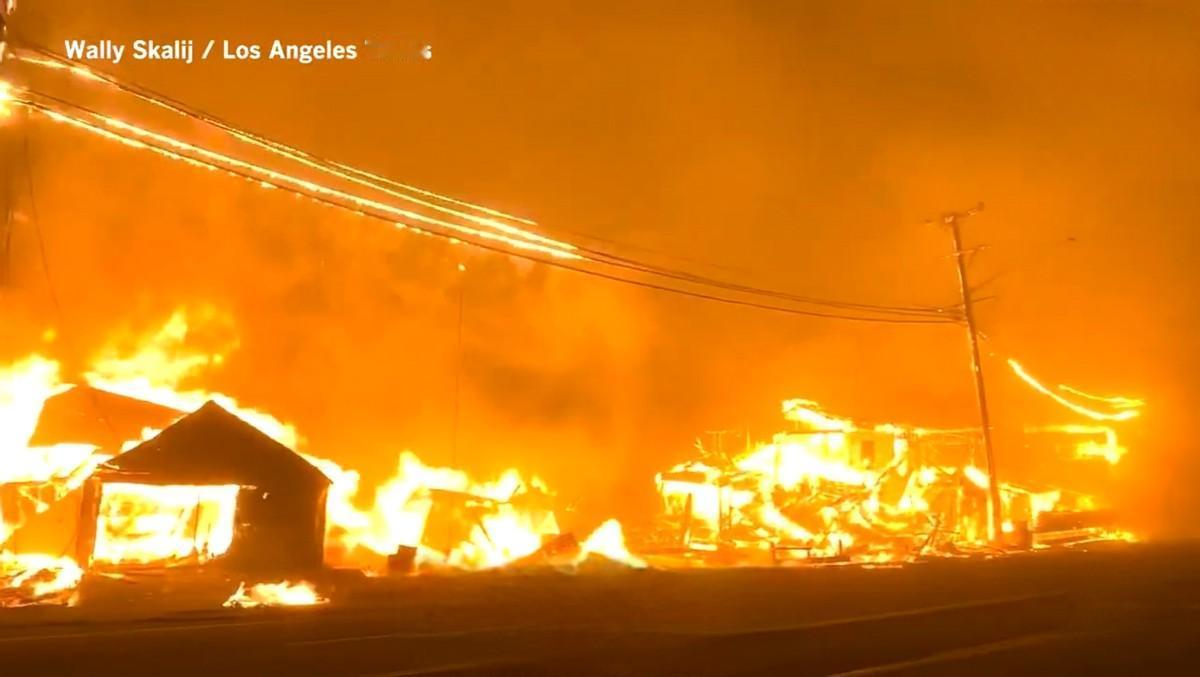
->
(943, 204, 1003, 543)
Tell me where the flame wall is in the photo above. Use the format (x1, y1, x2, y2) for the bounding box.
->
(3, 0, 1197, 535)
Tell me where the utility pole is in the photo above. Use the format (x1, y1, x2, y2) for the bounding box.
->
(943, 203, 1003, 543)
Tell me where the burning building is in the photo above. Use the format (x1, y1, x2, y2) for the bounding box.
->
(82, 401, 331, 573)
(0, 310, 643, 608)
(653, 396, 1129, 565)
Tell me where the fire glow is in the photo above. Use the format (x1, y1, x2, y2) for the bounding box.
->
(0, 309, 644, 606)
(0, 308, 1140, 606)
(654, 397, 1135, 565)
(92, 482, 238, 566)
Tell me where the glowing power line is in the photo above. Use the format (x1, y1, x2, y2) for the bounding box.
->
(11, 44, 954, 321)
(10, 93, 959, 324)
(12, 47, 550, 235)
(1007, 359, 1141, 422)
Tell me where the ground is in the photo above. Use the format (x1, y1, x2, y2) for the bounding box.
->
(2, 541, 1198, 675)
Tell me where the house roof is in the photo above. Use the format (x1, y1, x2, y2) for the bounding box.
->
(104, 401, 330, 490)
(28, 385, 184, 451)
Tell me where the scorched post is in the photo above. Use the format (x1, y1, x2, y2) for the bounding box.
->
(944, 204, 1004, 543)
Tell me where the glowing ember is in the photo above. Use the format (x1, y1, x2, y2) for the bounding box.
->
(92, 483, 239, 566)
(223, 580, 326, 608)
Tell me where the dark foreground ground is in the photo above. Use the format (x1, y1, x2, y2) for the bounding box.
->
(2, 541, 1199, 675)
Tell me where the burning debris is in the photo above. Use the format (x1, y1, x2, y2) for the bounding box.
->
(651, 397, 1135, 565)
(223, 580, 326, 608)
(1, 552, 81, 607)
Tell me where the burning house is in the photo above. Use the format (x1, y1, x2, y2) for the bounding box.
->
(3, 397, 330, 589)
(82, 401, 331, 573)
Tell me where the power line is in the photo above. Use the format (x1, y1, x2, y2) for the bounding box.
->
(10, 44, 553, 234)
(10, 42, 956, 321)
(13, 93, 960, 325)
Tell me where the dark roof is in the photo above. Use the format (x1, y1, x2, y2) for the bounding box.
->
(104, 401, 330, 490)
(28, 385, 184, 451)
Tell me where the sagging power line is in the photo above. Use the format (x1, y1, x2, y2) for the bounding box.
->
(5, 41, 960, 324)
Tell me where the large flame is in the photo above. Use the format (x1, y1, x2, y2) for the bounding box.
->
(0, 355, 103, 483)
(1, 308, 639, 607)
(92, 483, 239, 566)
(84, 308, 299, 448)
(1, 307, 1142, 604)
(314, 450, 562, 570)
(577, 519, 645, 568)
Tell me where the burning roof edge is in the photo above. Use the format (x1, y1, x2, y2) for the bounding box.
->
(103, 401, 331, 489)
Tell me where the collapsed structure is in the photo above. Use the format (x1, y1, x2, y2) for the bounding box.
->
(652, 397, 1131, 565)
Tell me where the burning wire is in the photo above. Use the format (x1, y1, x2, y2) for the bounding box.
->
(9, 44, 956, 322)
(1056, 384, 1143, 410)
(1007, 359, 1141, 422)
(10, 44, 549, 233)
(3, 76, 965, 323)
(14, 89, 580, 259)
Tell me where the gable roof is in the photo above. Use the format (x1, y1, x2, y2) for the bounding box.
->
(104, 401, 329, 490)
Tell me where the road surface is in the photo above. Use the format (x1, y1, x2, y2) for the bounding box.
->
(1, 541, 1197, 675)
